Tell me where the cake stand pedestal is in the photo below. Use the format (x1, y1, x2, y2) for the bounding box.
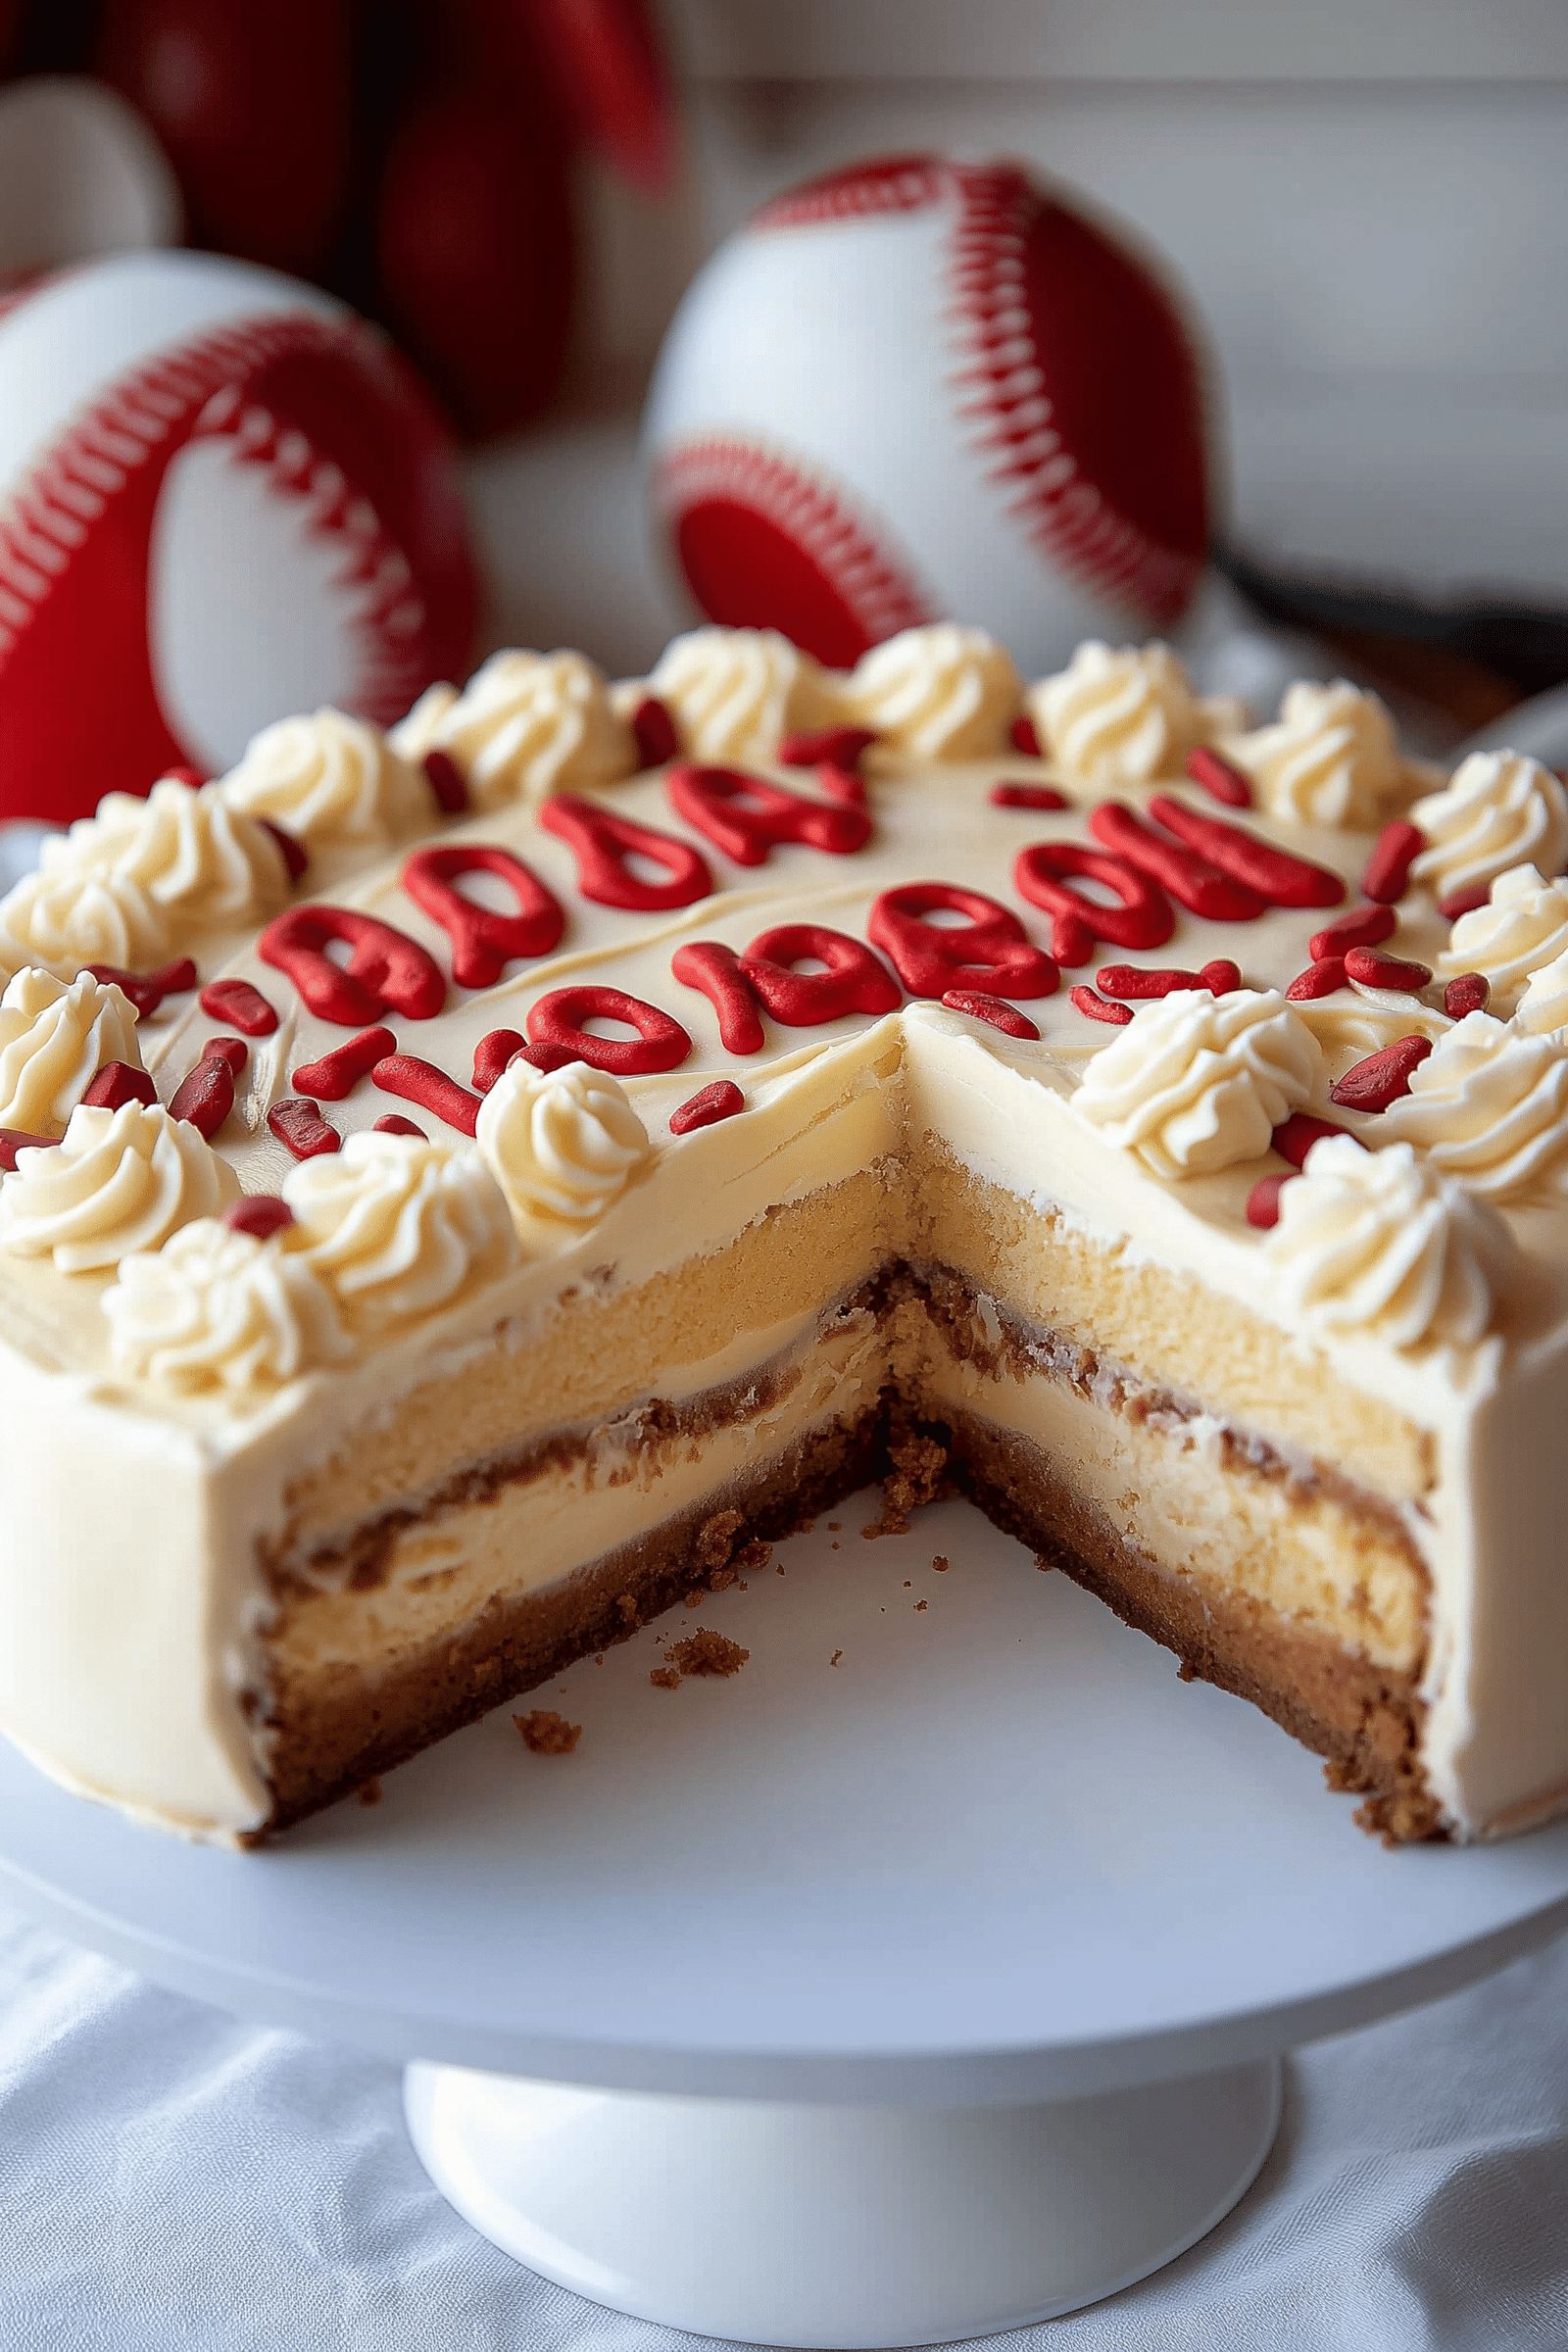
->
(2, 1492, 1566, 2346)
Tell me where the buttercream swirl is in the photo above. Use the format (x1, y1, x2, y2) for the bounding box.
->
(1228, 679, 1409, 830)
(1514, 949, 1568, 1037)
(644, 628, 844, 762)
(54, 778, 290, 925)
(0, 862, 171, 980)
(283, 1131, 518, 1326)
(1410, 751, 1568, 903)
(843, 624, 1021, 759)
(1268, 1135, 1516, 1351)
(0, 1102, 239, 1273)
(0, 968, 143, 1136)
(389, 649, 636, 808)
(1027, 639, 1229, 787)
(103, 1218, 353, 1391)
(217, 710, 428, 844)
(1380, 1011, 1568, 1201)
(1434, 862, 1568, 1013)
(1072, 988, 1321, 1178)
(475, 1058, 650, 1223)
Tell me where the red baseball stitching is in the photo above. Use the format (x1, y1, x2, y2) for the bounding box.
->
(0, 311, 429, 723)
(750, 154, 948, 233)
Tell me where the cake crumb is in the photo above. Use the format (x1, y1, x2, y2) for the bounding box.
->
(668, 1627, 750, 1678)
(827, 1522, 842, 1532)
(1034, 1555, 1053, 1575)
(776, 1562, 786, 1575)
(615, 1592, 639, 1626)
(932, 1555, 950, 1574)
(830, 1649, 843, 1667)
(514, 1709, 582, 1755)
(735, 1537, 772, 1573)
(862, 1434, 948, 1538)
(594, 1654, 605, 1665)
(830, 1541, 840, 1550)
(708, 1564, 737, 1591)
(683, 1588, 705, 1608)
(914, 1598, 928, 1611)
(694, 1508, 745, 1571)
(650, 1666, 682, 1690)
(357, 1779, 382, 1807)
(903, 1580, 911, 1588)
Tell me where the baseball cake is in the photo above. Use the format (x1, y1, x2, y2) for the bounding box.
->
(2, 622, 1566, 1847)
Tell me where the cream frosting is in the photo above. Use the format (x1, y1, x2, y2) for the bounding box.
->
(0, 968, 143, 1136)
(1380, 1012, 1568, 1201)
(1514, 949, 1568, 1037)
(1435, 862, 1568, 1013)
(1230, 679, 1408, 830)
(283, 1131, 519, 1326)
(644, 627, 844, 762)
(0, 1102, 239, 1273)
(0, 862, 171, 980)
(103, 1218, 353, 1391)
(843, 624, 1021, 759)
(1292, 985, 1452, 1094)
(1411, 753, 1568, 904)
(56, 779, 291, 926)
(1071, 988, 1321, 1178)
(1027, 639, 1206, 786)
(475, 1058, 650, 1224)
(388, 650, 637, 809)
(217, 710, 429, 845)
(1268, 1135, 1517, 1351)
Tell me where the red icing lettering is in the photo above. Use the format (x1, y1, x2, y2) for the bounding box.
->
(1445, 972, 1491, 1018)
(257, 817, 309, 881)
(1246, 1174, 1295, 1228)
(1330, 1036, 1434, 1112)
(268, 1099, 341, 1158)
(224, 1196, 294, 1239)
(87, 957, 198, 1017)
(1362, 821, 1425, 905)
(0, 1129, 57, 1170)
(1096, 963, 1205, 1000)
(1086, 804, 1264, 922)
(1272, 1113, 1352, 1169)
(371, 1054, 482, 1136)
(1013, 843, 1174, 966)
(403, 843, 565, 989)
(868, 881, 1056, 999)
(202, 1036, 249, 1077)
(472, 1029, 526, 1093)
(1185, 745, 1252, 808)
(1008, 713, 1041, 757)
(1286, 958, 1348, 1001)
(1147, 795, 1345, 909)
(669, 1080, 745, 1136)
(259, 906, 446, 1027)
(939, 990, 1040, 1040)
(1439, 882, 1491, 922)
(539, 792, 712, 911)
(738, 925, 901, 1027)
(665, 764, 870, 866)
(198, 977, 277, 1036)
(82, 1061, 158, 1110)
(779, 726, 877, 772)
(373, 1113, 426, 1138)
(292, 1027, 397, 1101)
(1343, 947, 1432, 994)
(989, 781, 1068, 811)
(527, 986, 692, 1075)
(631, 694, 680, 768)
(1200, 958, 1242, 994)
(169, 1057, 234, 1139)
(670, 942, 766, 1055)
(1069, 984, 1133, 1025)
(1309, 904, 1396, 960)
(812, 763, 866, 808)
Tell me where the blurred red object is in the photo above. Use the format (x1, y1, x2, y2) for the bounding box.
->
(375, 86, 575, 439)
(95, 0, 354, 276)
(512, 0, 675, 193)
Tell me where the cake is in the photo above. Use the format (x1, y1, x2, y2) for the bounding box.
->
(2, 623, 1566, 1848)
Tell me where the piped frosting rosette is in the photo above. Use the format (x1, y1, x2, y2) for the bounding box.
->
(104, 1218, 353, 1391)
(282, 1130, 519, 1327)
(1410, 752, 1568, 904)
(1072, 989, 1321, 1177)
(0, 1102, 240, 1273)
(1378, 1012, 1568, 1201)
(475, 1059, 650, 1224)
(46, 778, 291, 929)
(843, 624, 1022, 759)
(1435, 863, 1568, 1015)
(390, 650, 637, 808)
(1225, 680, 1413, 831)
(641, 627, 846, 763)
(218, 710, 429, 845)
(1027, 640, 1239, 788)
(0, 969, 142, 1136)
(0, 861, 170, 982)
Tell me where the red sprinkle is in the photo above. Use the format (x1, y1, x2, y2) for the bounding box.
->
(1445, 972, 1491, 1018)
(422, 749, 468, 814)
(1439, 882, 1492, 922)
(1186, 745, 1252, 808)
(739, 925, 901, 1027)
(869, 881, 1056, 1000)
(670, 942, 766, 1055)
(665, 763, 870, 865)
(539, 792, 711, 912)
(1199, 958, 1243, 994)
(169, 1058, 234, 1139)
(1343, 947, 1433, 993)
(86, 959, 197, 1018)
(939, 990, 1041, 1039)
(989, 781, 1069, 811)
(223, 1196, 294, 1240)
(81, 1061, 158, 1110)
(1147, 796, 1345, 909)
(0, 1128, 57, 1169)
(778, 725, 878, 772)
(472, 1029, 526, 1093)
(1070, 985, 1133, 1026)
(669, 1080, 745, 1136)
(631, 694, 680, 768)
(1331, 1035, 1435, 1112)
(258, 906, 445, 1027)
(1362, 821, 1425, 905)
(1008, 713, 1042, 758)
(1096, 963, 1202, 1001)
(528, 985, 693, 1075)
(198, 977, 278, 1037)
(1286, 958, 1348, 1001)
(1309, 905, 1396, 960)
(1246, 1173, 1297, 1228)
(1014, 841, 1175, 966)
(163, 764, 207, 788)
(268, 1099, 341, 1158)
(1086, 803, 1265, 923)
(402, 843, 564, 989)
(373, 1113, 426, 1138)
(1272, 1113, 1351, 1169)
(292, 1027, 397, 1101)
(201, 1036, 249, 1077)
(144, 956, 197, 999)
(257, 817, 308, 882)
(371, 1054, 482, 1136)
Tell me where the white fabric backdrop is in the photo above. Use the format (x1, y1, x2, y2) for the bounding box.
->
(1, 1898, 1564, 2350)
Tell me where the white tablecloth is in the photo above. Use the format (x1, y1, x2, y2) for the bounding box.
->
(2, 1898, 1563, 2351)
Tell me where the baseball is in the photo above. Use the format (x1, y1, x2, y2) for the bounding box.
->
(0, 247, 475, 828)
(643, 153, 1213, 681)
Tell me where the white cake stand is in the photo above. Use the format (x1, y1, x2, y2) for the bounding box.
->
(3, 1490, 1567, 2346)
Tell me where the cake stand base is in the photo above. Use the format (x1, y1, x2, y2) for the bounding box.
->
(403, 2056, 1283, 2346)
